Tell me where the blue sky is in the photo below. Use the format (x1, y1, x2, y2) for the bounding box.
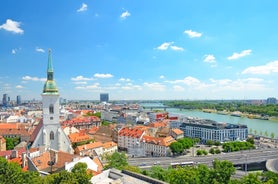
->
(1, 1, 278, 101)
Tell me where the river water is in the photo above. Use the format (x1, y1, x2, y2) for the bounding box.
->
(141, 103, 278, 138)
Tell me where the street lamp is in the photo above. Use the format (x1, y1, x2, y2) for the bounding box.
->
(244, 154, 247, 174)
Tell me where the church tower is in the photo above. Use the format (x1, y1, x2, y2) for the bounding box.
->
(32, 49, 73, 154)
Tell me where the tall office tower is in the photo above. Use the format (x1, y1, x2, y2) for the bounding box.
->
(2, 94, 8, 107)
(32, 50, 73, 154)
(100, 93, 109, 103)
(266, 97, 277, 104)
(16, 95, 21, 105)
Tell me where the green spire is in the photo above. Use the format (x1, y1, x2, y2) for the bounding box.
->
(43, 49, 59, 94)
(47, 49, 54, 74)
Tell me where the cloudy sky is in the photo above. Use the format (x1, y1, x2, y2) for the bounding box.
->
(1, 1, 278, 101)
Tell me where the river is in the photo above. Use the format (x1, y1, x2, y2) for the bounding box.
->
(140, 103, 278, 138)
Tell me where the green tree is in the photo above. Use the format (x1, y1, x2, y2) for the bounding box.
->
(0, 157, 41, 184)
(105, 152, 128, 170)
(167, 166, 200, 184)
(209, 148, 215, 154)
(211, 159, 235, 184)
(197, 164, 211, 184)
(271, 132, 275, 139)
(262, 171, 278, 183)
(170, 142, 184, 155)
(149, 166, 168, 181)
(196, 150, 203, 156)
(240, 172, 262, 184)
(71, 162, 92, 184)
(246, 137, 254, 145)
(206, 140, 214, 147)
(265, 131, 269, 137)
(215, 149, 221, 154)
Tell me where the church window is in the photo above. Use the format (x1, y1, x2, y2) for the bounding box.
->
(49, 104, 54, 114)
(50, 131, 54, 140)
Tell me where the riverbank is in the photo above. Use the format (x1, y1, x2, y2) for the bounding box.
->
(202, 109, 278, 122)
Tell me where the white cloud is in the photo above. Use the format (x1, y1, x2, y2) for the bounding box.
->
(143, 82, 165, 91)
(209, 77, 266, 91)
(203, 54, 216, 63)
(173, 85, 184, 91)
(77, 3, 88, 12)
(94, 73, 113, 78)
(119, 78, 131, 82)
(227, 49, 252, 60)
(156, 42, 173, 50)
(159, 75, 165, 79)
(73, 81, 87, 85)
(120, 10, 131, 19)
(35, 47, 45, 53)
(170, 45, 184, 51)
(184, 30, 202, 38)
(22, 76, 46, 82)
(75, 83, 100, 90)
(167, 76, 201, 86)
(11, 49, 16, 54)
(16, 85, 23, 89)
(71, 76, 93, 81)
(0, 19, 24, 34)
(242, 60, 278, 75)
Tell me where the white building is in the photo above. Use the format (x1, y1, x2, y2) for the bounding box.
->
(31, 50, 73, 154)
(180, 117, 248, 143)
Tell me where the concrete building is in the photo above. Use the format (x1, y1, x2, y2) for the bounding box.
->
(31, 50, 73, 154)
(16, 95, 21, 105)
(100, 93, 109, 103)
(266, 97, 277, 104)
(179, 117, 248, 143)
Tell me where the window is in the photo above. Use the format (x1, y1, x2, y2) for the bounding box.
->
(50, 131, 54, 140)
(49, 104, 54, 114)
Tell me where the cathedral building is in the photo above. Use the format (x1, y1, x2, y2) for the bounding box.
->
(31, 50, 73, 154)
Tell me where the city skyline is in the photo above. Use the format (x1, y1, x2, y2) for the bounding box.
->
(1, 1, 278, 101)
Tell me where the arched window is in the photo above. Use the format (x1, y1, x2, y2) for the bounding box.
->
(49, 104, 54, 114)
(50, 131, 54, 140)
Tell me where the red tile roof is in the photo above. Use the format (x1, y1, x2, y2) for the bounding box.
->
(68, 132, 91, 143)
(142, 135, 176, 147)
(118, 127, 145, 138)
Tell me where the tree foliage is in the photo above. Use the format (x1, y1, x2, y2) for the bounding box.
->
(164, 100, 278, 117)
(5, 137, 20, 150)
(104, 152, 128, 170)
(222, 141, 255, 152)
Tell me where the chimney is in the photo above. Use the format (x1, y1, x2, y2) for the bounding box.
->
(11, 150, 18, 159)
(21, 152, 26, 168)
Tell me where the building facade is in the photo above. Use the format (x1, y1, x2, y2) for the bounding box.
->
(100, 93, 109, 103)
(179, 117, 248, 143)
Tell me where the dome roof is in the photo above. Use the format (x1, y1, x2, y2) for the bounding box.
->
(43, 80, 58, 93)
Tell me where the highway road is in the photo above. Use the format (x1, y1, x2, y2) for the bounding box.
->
(128, 148, 278, 169)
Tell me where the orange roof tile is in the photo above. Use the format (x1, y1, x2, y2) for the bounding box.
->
(142, 135, 176, 147)
(0, 123, 17, 129)
(68, 132, 91, 143)
(76, 141, 103, 151)
(172, 128, 184, 135)
(102, 141, 117, 149)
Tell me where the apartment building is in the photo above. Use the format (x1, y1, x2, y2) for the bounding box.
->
(180, 117, 248, 143)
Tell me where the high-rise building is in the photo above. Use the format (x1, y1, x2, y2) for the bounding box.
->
(2, 94, 9, 107)
(16, 95, 21, 105)
(100, 93, 109, 103)
(266, 97, 277, 104)
(32, 49, 73, 154)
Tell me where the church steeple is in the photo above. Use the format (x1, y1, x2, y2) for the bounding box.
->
(43, 49, 58, 94)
